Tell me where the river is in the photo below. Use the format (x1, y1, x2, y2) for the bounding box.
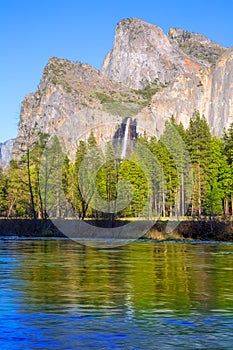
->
(0, 239, 233, 349)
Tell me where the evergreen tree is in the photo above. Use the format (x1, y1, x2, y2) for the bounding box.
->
(118, 158, 148, 218)
(73, 140, 88, 218)
(62, 155, 75, 217)
(3, 113, 233, 220)
(204, 137, 226, 215)
(186, 111, 211, 216)
(73, 133, 103, 220)
(0, 168, 8, 215)
(223, 123, 233, 214)
(96, 142, 119, 222)
(147, 136, 164, 217)
(39, 136, 65, 218)
(223, 124, 233, 165)
(160, 117, 192, 216)
(7, 160, 29, 217)
(29, 132, 49, 218)
(153, 140, 178, 217)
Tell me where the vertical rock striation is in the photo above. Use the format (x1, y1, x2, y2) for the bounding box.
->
(149, 46, 233, 137)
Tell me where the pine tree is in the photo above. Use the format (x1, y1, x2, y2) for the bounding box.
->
(39, 136, 65, 218)
(0, 168, 8, 215)
(7, 160, 29, 217)
(223, 123, 233, 214)
(20, 122, 38, 219)
(160, 117, 192, 216)
(153, 140, 178, 217)
(118, 158, 148, 218)
(147, 136, 164, 217)
(186, 111, 211, 216)
(204, 137, 225, 215)
(73, 133, 103, 220)
(95, 142, 119, 222)
(223, 124, 233, 165)
(62, 155, 75, 217)
(29, 132, 49, 218)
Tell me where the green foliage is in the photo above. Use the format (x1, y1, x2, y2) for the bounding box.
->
(223, 124, 233, 165)
(187, 111, 211, 165)
(204, 137, 227, 215)
(95, 92, 115, 104)
(0, 168, 8, 215)
(39, 136, 66, 218)
(135, 81, 167, 103)
(2, 112, 233, 219)
(186, 111, 212, 215)
(7, 160, 29, 217)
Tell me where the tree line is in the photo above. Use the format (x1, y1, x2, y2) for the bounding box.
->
(1, 110, 233, 220)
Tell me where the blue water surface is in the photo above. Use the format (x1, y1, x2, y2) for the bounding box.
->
(0, 239, 233, 349)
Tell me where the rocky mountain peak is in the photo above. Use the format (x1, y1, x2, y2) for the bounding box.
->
(101, 18, 207, 89)
(116, 17, 169, 46)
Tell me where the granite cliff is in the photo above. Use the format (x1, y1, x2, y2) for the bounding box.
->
(101, 18, 208, 89)
(13, 17, 232, 158)
(149, 45, 233, 136)
(13, 57, 148, 159)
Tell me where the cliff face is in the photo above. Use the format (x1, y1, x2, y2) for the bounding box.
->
(13, 57, 148, 159)
(149, 46, 233, 136)
(208, 47, 233, 133)
(13, 17, 232, 159)
(101, 18, 207, 89)
(0, 139, 15, 168)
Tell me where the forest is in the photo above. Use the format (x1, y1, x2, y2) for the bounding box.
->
(1, 110, 233, 221)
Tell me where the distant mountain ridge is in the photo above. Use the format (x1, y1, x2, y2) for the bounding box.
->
(12, 17, 232, 159)
(0, 139, 15, 168)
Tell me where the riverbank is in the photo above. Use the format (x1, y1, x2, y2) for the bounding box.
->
(145, 218, 233, 241)
(0, 218, 233, 241)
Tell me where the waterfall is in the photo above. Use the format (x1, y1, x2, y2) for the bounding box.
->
(121, 118, 131, 159)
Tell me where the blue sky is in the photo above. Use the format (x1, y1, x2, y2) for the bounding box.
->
(0, 0, 233, 142)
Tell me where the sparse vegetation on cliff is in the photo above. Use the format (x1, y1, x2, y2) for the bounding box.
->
(168, 28, 226, 64)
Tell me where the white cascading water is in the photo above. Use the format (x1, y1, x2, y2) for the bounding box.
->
(121, 117, 131, 159)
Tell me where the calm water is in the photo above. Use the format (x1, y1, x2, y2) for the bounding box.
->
(0, 239, 233, 349)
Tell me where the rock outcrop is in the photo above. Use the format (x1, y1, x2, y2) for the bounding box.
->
(101, 18, 208, 89)
(0, 139, 15, 168)
(168, 28, 226, 64)
(149, 45, 233, 136)
(13, 57, 148, 159)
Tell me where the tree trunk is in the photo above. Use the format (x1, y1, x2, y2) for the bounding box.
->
(162, 175, 166, 217)
(26, 149, 37, 220)
(176, 186, 181, 217)
(224, 198, 229, 216)
(191, 201, 194, 216)
(7, 198, 16, 218)
(181, 172, 185, 216)
(38, 185, 44, 219)
(198, 164, 201, 216)
(231, 194, 233, 216)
